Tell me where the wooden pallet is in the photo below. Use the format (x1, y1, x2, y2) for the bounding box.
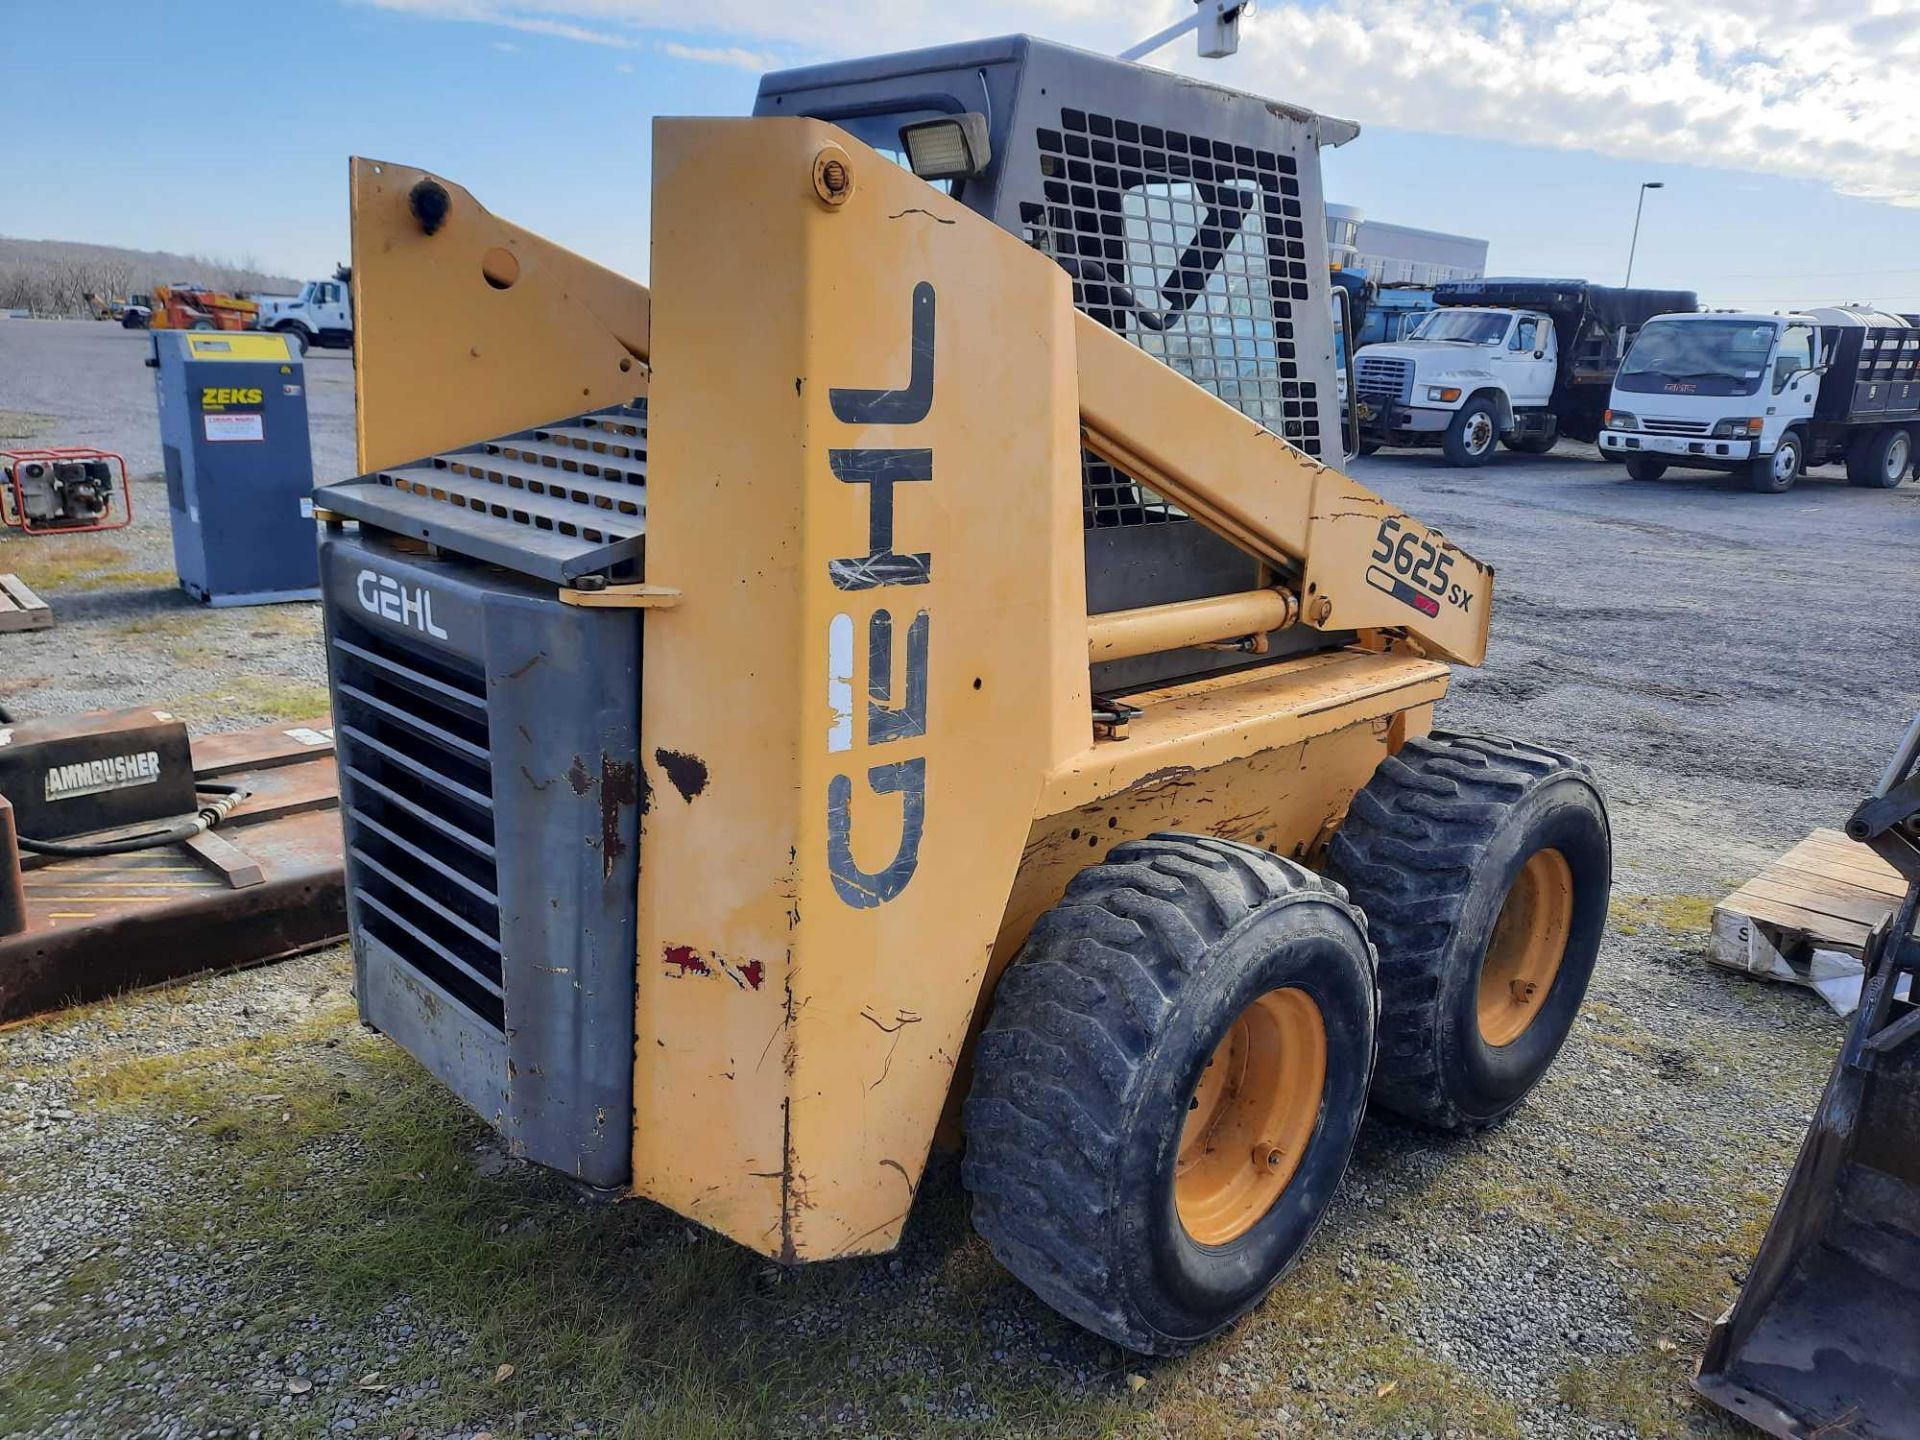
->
(1711, 827, 1907, 984)
(0, 573, 52, 633)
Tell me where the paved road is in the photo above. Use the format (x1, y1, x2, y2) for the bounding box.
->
(1350, 439, 1920, 894)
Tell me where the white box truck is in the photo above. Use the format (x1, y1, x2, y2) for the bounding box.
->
(1354, 278, 1694, 466)
(1599, 307, 1918, 493)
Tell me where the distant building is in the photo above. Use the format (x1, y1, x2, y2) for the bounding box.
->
(1325, 204, 1488, 286)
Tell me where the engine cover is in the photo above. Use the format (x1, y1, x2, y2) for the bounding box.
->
(0, 709, 198, 843)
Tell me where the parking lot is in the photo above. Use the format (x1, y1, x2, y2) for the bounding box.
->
(1, 315, 1917, 1439)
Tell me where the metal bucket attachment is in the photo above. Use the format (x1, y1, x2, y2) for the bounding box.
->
(1697, 716, 1920, 1439)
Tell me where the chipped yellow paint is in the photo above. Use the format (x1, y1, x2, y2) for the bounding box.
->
(630, 118, 1085, 1262)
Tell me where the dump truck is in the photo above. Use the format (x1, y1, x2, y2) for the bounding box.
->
(1601, 307, 1918, 493)
(1355, 277, 1695, 465)
(313, 35, 1612, 1355)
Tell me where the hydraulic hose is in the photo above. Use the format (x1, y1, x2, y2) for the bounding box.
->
(14, 782, 251, 858)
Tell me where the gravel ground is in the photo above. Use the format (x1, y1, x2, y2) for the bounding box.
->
(1, 318, 353, 727)
(2, 315, 1918, 1439)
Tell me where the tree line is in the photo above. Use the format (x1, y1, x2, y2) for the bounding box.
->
(0, 237, 298, 317)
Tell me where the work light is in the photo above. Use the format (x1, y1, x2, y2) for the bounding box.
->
(900, 113, 992, 181)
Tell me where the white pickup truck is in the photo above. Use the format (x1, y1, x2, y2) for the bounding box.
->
(1354, 278, 1694, 467)
(256, 277, 353, 353)
(1600, 308, 1917, 493)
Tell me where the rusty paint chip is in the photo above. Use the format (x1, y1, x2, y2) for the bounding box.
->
(654, 747, 709, 802)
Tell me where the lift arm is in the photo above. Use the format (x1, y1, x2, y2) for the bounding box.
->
(1076, 313, 1492, 663)
(350, 146, 1491, 666)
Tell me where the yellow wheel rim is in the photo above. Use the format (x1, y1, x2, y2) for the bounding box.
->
(1175, 987, 1327, 1246)
(1477, 848, 1574, 1047)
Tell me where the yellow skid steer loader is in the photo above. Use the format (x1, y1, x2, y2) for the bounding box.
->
(313, 36, 1612, 1354)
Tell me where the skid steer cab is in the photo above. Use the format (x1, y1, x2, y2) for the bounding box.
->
(315, 35, 1611, 1355)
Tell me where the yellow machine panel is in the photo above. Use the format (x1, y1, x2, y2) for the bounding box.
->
(632, 119, 1088, 1258)
(349, 158, 653, 475)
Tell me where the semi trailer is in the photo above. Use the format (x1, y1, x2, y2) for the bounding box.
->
(1600, 307, 1918, 493)
(1355, 277, 1694, 465)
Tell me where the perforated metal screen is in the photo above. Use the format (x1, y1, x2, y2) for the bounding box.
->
(1022, 106, 1324, 528)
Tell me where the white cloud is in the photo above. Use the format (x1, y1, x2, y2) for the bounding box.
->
(361, 0, 1920, 206)
(656, 40, 778, 72)
(1198, 0, 1920, 208)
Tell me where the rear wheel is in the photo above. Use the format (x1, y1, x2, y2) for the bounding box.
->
(1442, 398, 1500, 467)
(964, 834, 1377, 1355)
(1748, 431, 1802, 493)
(1327, 734, 1610, 1132)
(1847, 427, 1911, 489)
(1357, 439, 1382, 457)
(1625, 456, 1668, 482)
(190, 319, 214, 331)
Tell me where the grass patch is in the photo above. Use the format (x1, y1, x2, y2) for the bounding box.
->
(170, 674, 334, 725)
(1446, 1151, 1777, 1438)
(0, 535, 134, 591)
(1610, 892, 1718, 937)
(0, 410, 55, 444)
(62, 1015, 1139, 1438)
(1225, 1249, 1526, 1440)
(0, 1337, 123, 1435)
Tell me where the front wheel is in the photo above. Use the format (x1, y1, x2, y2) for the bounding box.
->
(1625, 456, 1668, 482)
(1748, 431, 1802, 493)
(964, 835, 1377, 1355)
(1327, 733, 1611, 1132)
(1847, 427, 1911, 489)
(278, 326, 308, 356)
(1442, 398, 1500, 467)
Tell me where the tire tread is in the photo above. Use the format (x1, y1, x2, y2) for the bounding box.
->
(1326, 732, 1596, 1131)
(964, 834, 1361, 1351)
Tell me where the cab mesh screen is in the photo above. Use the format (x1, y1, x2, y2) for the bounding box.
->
(1024, 106, 1322, 528)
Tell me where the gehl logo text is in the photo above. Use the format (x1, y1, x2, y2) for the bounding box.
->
(825, 282, 936, 909)
(356, 569, 449, 639)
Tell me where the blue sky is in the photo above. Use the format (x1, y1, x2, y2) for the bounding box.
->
(3, 0, 1916, 312)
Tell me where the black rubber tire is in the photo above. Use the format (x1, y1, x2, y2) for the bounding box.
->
(1326, 734, 1611, 1133)
(963, 834, 1378, 1355)
(1846, 426, 1911, 489)
(1624, 456, 1667, 482)
(190, 319, 215, 330)
(1502, 419, 1557, 454)
(1747, 431, 1801, 493)
(278, 325, 309, 356)
(1357, 439, 1382, 456)
(1441, 398, 1500, 467)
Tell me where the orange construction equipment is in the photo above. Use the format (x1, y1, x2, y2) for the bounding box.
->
(147, 284, 259, 332)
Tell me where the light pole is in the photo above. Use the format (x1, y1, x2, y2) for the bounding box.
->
(1625, 181, 1665, 287)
